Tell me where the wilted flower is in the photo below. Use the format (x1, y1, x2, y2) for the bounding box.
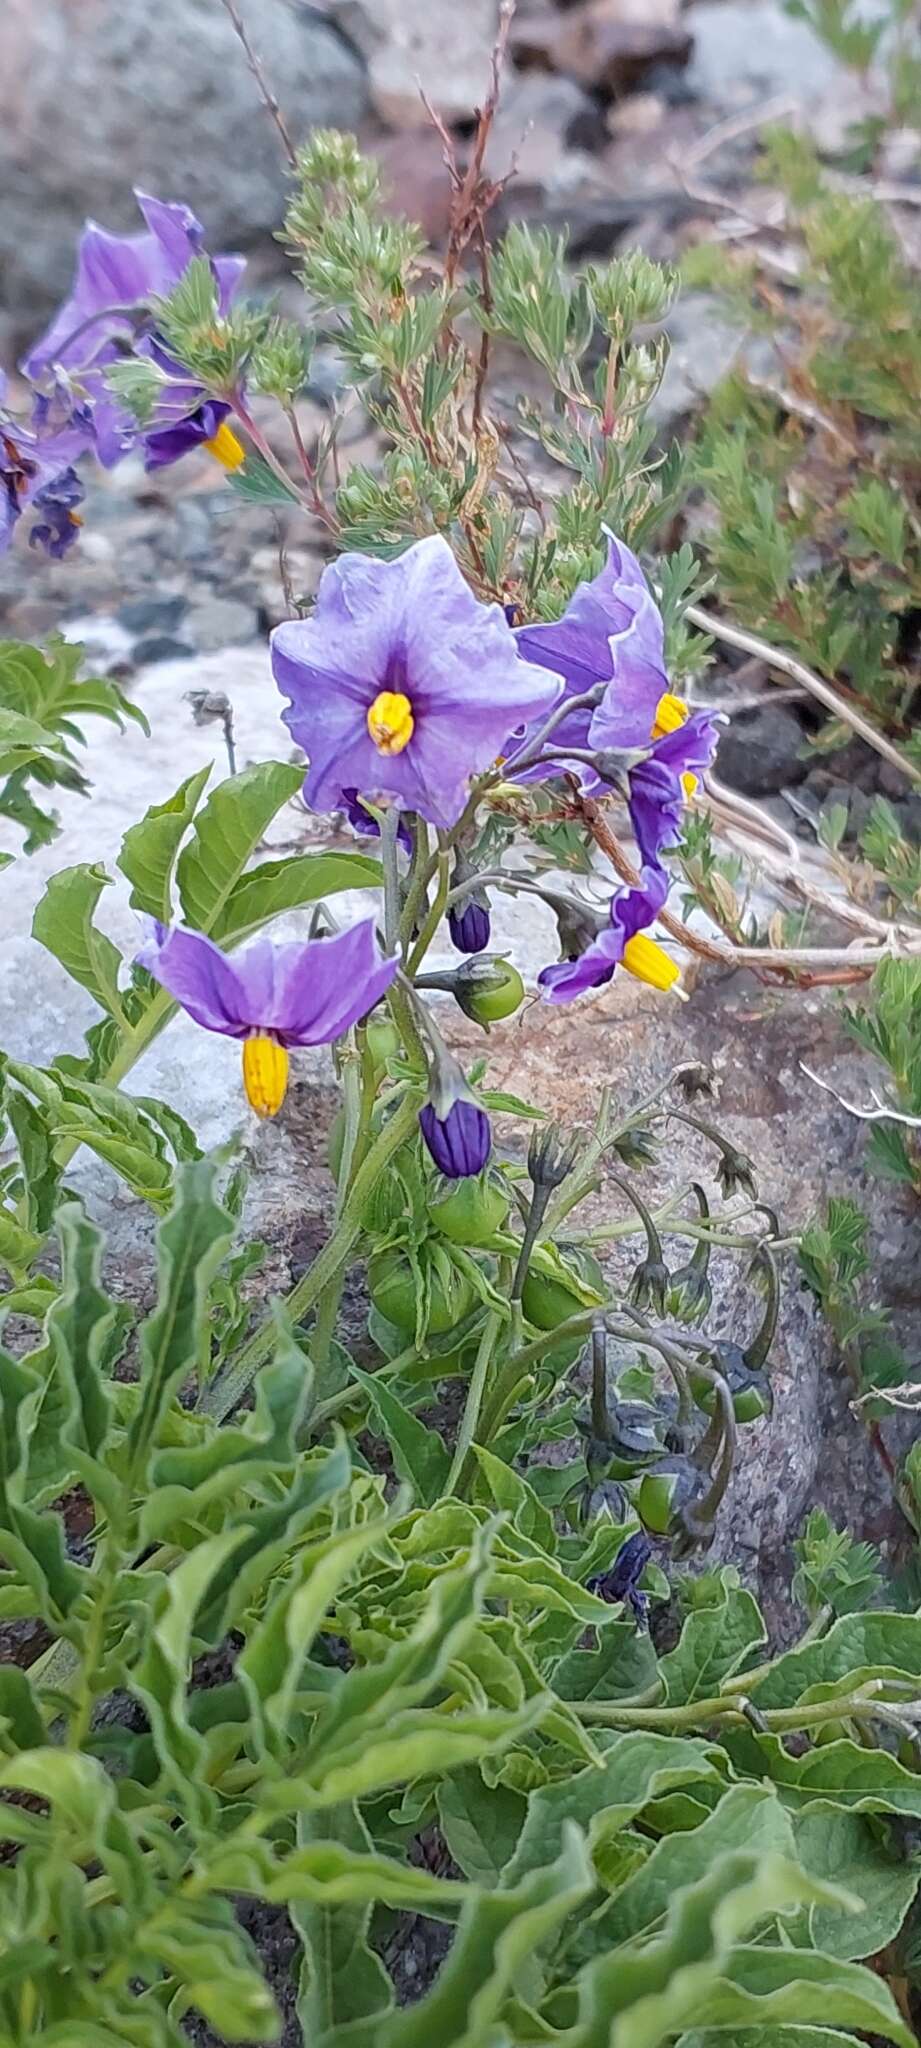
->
(272, 536, 562, 830)
(589, 1529, 653, 1628)
(629, 1253, 670, 1317)
(512, 531, 669, 785)
(539, 867, 682, 1004)
(418, 1045, 491, 1179)
(623, 709, 720, 875)
(527, 1122, 579, 1193)
(0, 374, 92, 557)
(23, 191, 245, 472)
(136, 918, 398, 1118)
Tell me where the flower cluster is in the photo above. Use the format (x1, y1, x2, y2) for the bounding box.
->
(2, 190, 246, 558)
(8, 193, 717, 1177)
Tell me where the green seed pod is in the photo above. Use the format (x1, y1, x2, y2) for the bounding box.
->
(635, 1456, 707, 1536)
(521, 1242, 606, 1332)
(453, 956, 525, 1027)
(368, 1243, 475, 1336)
(428, 1168, 510, 1247)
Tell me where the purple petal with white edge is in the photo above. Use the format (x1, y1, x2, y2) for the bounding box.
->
(539, 869, 668, 1003)
(272, 534, 562, 830)
(136, 919, 398, 1046)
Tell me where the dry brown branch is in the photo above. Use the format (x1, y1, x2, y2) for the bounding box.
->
(800, 1065, 921, 1128)
(219, 0, 297, 168)
(685, 603, 921, 789)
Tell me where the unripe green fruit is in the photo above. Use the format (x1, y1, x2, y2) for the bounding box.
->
(428, 1170, 510, 1246)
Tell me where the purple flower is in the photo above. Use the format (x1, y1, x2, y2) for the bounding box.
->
(539, 868, 680, 1004)
(29, 468, 85, 559)
(136, 917, 398, 1118)
(626, 709, 719, 874)
(510, 533, 669, 785)
(589, 1529, 652, 1628)
(341, 788, 414, 854)
(23, 191, 244, 470)
(0, 373, 93, 556)
(271, 536, 563, 831)
(448, 894, 491, 954)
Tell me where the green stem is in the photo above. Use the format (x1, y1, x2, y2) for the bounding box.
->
(575, 1683, 891, 1735)
(406, 852, 451, 976)
(399, 818, 432, 951)
(198, 1087, 424, 1422)
(446, 1308, 503, 1496)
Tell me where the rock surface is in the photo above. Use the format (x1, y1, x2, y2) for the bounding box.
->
(0, 0, 368, 356)
(327, 0, 502, 128)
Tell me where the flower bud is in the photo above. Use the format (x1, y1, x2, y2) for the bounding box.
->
(527, 1122, 579, 1193)
(629, 1255, 670, 1318)
(418, 1045, 491, 1180)
(611, 1124, 658, 1168)
(448, 894, 491, 954)
(715, 1144, 758, 1202)
(453, 956, 524, 1027)
(588, 1529, 653, 1627)
(665, 1261, 712, 1326)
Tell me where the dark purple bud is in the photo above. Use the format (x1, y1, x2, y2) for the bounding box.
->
(419, 1098, 491, 1180)
(589, 1529, 653, 1627)
(29, 466, 84, 558)
(448, 895, 491, 954)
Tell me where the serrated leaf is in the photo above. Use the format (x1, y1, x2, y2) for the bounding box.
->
(175, 760, 303, 932)
(32, 864, 126, 1020)
(117, 765, 212, 921)
(724, 1727, 921, 1816)
(680, 1942, 913, 2047)
(129, 1527, 247, 1817)
(576, 1784, 795, 1960)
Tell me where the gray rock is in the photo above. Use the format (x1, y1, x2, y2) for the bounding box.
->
(0, 0, 368, 355)
(684, 0, 843, 107)
(327, 0, 501, 128)
(184, 595, 261, 651)
(133, 634, 196, 665)
(118, 595, 188, 637)
(716, 703, 811, 796)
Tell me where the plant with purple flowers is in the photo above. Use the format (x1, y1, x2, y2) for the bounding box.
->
(5, 28, 919, 2045)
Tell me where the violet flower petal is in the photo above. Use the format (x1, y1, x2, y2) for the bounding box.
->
(538, 868, 668, 1004)
(419, 1098, 492, 1178)
(272, 534, 562, 830)
(136, 918, 399, 1045)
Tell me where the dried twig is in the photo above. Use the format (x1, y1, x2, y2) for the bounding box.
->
(219, 0, 297, 168)
(685, 603, 921, 789)
(800, 1064, 921, 1129)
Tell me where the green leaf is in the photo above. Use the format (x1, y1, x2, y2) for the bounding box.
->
(175, 760, 303, 932)
(350, 1367, 450, 1505)
(724, 1727, 921, 1816)
(574, 1853, 863, 2048)
(577, 1784, 796, 1957)
(503, 1732, 726, 1886)
(225, 454, 300, 503)
(45, 1205, 120, 1512)
(747, 1611, 921, 1707)
(32, 864, 126, 1020)
(129, 1528, 247, 1816)
(658, 1576, 765, 1704)
(795, 1801, 920, 1959)
(681, 1942, 913, 2047)
(126, 1160, 234, 1473)
(293, 1803, 395, 2044)
(437, 1767, 526, 1886)
(362, 1825, 594, 2048)
(117, 765, 212, 921)
(214, 849, 383, 946)
(678, 2032, 887, 2047)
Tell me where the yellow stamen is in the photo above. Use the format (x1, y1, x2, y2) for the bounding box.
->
(242, 1034, 289, 1118)
(367, 689, 414, 756)
(623, 932, 684, 997)
(652, 692, 698, 798)
(204, 421, 246, 472)
(652, 690, 689, 739)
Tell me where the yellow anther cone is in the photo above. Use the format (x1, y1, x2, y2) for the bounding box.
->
(242, 1036, 289, 1117)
